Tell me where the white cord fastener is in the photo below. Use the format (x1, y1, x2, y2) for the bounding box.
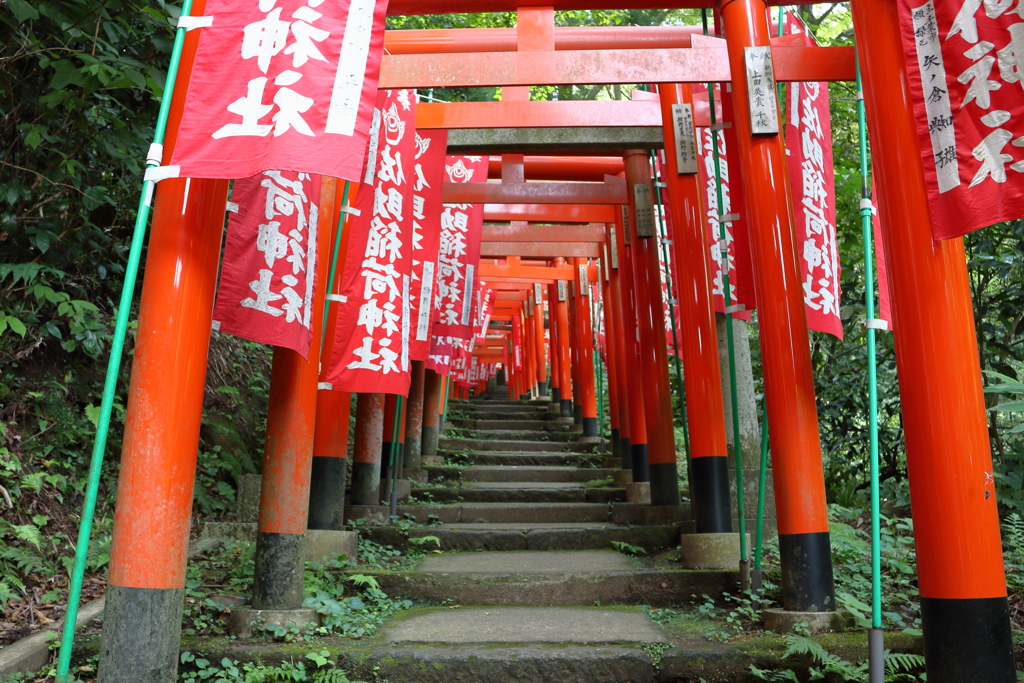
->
(144, 165, 180, 183)
(326, 293, 347, 303)
(211, 320, 222, 332)
(722, 212, 740, 222)
(341, 206, 361, 216)
(654, 182, 668, 188)
(865, 319, 889, 331)
(859, 198, 878, 215)
(710, 122, 733, 131)
(317, 382, 334, 391)
(147, 143, 164, 167)
(226, 202, 239, 213)
(177, 15, 214, 29)
(725, 304, 746, 314)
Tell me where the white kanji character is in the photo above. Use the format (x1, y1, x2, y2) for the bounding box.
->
(385, 187, 403, 222)
(284, 6, 329, 68)
(397, 90, 412, 111)
(366, 217, 402, 263)
(413, 164, 430, 193)
(970, 128, 1014, 186)
(262, 171, 309, 224)
(801, 128, 824, 169)
(439, 229, 467, 259)
(378, 338, 399, 374)
(356, 297, 384, 335)
(286, 229, 306, 274)
(412, 194, 425, 220)
(412, 220, 423, 251)
(378, 146, 406, 186)
(438, 254, 463, 281)
(442, 303, 459, 324)
(242, 8, 290, 74)
(801, 96, 823, 137)
(241, 269, 283, 316)
(256, 221, 287, 268)
(441, 208, 469, 233)
(271, 71, 315, 137)
(949, 0, 1013, 44)
(373, 184, 392, 220)
(802, 161, 828, 207)
(998, 23, 1024, 88)
(803, 237, 824, 272)
(280, 273, 304, 322)
(818, 279, 838, 316)
(361, 258, 401, 301)
(803, 198, 829, 236)
(959, 47, 1000, 110)
(380, 301, 400, 335)
(347, 336, 381, 370)
(802, 274, 822, 311)
(213, 78, 273, 138)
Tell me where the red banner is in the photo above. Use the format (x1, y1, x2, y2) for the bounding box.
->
(511, 314, 523, 370)
(897, 0, 1024, 240)
(433, 156, 488, 341)
(326, 89, 415, 394)
(786, 14, 843, 339)
(874, 211, 895, 330)
(213, 171, 321, 357)
(696, 87, 756, 321)
(170, 0, 388, 182)
(426, 334, 455, 375)
(409, 127, 449, 361)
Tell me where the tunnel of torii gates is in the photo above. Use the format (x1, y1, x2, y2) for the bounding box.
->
(91, 0, 1014, 681)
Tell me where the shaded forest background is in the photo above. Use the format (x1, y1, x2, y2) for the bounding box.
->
(2, 0, 1024, 639)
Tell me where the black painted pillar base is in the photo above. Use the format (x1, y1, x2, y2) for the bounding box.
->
(690, 456, 732, 533)
(574, 404, 583, 424)
(779, 531, 836, 612)
(560, 399, 573, 418)
(649, 462, 681, 506)
(610, 428, 620, 461)
(619, 436, 632, 470)
(552, 387, 561, 402)
(583, 417, 599, 438)
(538, 381, 548, 397)
(350, 461, 381, 506)
(920, 596, 1015, 683)
(308, 456, 348, 531)
(252, 531, 305, 610)
(98, 585, 184, 683)
(631, 442, 650, 482)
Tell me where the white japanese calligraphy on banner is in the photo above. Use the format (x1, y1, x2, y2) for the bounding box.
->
(326, 89, 415, 395)
(213, 170, 321, 357)
(409, 128, 449, 360)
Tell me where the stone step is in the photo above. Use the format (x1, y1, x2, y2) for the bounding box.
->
(361, 522, 686, 553)
(451, 419, 576, 432)
(461, 452, 604, 467)
(439, 438, 598, 453)
(464, 430, 578, 442)
(410, 484, 625, 504)
(366, 550, 738, 607)
(462, 466, 614, 483)
(452, 411, 570, 422)
(457, 404, 547, 414)
(451, 399, 531, 408)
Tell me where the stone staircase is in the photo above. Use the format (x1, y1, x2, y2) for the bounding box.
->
(342, 391, 741, 682)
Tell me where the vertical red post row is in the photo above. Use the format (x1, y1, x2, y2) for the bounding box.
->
(720, 0, 834, 610)
(533, 286, 548, 396)
(853, 0, 1014, 676)
(571, 257, 599, 438)
(421, 369, 443, 459)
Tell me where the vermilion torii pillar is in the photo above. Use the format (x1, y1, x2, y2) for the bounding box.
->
(404, 360, 427, 471)
(249, 176, 333, 613)
(605, 221, 632, 470)
(571, 257, 599, 438)
(567, 278, 582, 422)
(420, 369, 443, 458)
(351, 393, 385, 506)
(624, 151, 680, 507)
(657, 83, 732, 532)
(853, 0, 1014, 677)
(547, 281, 562, 409)
(720, 0, 835, 612)
(612, 207, 649, 481)
(600, 239, 623, 464)
(533, 286, 548, 396)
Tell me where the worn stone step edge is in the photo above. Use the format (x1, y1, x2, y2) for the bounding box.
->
(409, 487, 625, 505)
(460, 467, 614, 483)
(367, 569, 739, 608)
(439, 439, 599, 453)
(360, 524, 687, 553)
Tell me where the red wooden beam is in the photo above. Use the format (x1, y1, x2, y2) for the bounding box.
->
(418, 100, 661, 130)
(444, 180, 626, 205)
(481, 262, 574, 281)
(384, 26, 702, 54)
(484, 203, 617, 223)
(482, 223, 607, 243)
(388, 0, 714, 13)
(482, 242, 601, 258)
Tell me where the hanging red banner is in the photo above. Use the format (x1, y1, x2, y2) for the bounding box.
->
(511, 314, 523, 370)
(213, 170, 321, 357)
(433, 155, 488, 341)
(874, 211, 895, 330)
(426, 334, 455, 375)
(409, 127, 449, 361)
(696, 86, 756, 321)
(896, 0, 1024, 240)
(170, 0, 389, 182)
(785, 14, 843, 340)
(326, 88, 415, 394)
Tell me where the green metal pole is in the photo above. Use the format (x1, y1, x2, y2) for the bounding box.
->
(703, 9, 747, 566)
(754, 401, 769, 571)
(54, 3, 196, 679)
(319, 181, 352, 343)
(386, 395, 404, 517)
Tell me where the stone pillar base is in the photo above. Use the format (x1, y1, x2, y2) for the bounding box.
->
(229, 608, 319, 639)
(625, 481, 650, 503)
(763, 608, 847, 634)
(404, 469, 428, 484)
(303, 529, 358, 564)
(422, 455, 446, 466)
(613, 469, 634, 487)
(679, 532, 749, 570)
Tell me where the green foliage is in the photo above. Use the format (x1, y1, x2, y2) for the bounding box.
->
(611, 540, 646, 556)
(179, 650, 365, 682)
(749, 633, 925, 682)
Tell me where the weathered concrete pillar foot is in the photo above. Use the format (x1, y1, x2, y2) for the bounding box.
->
(344, 504, 390, 526)
(98, 585, 184, 683)
(762, 608, 847, 634)
(679, 532, 749, 570)
(303, 529, 358, 564)
(229, 608, 320, 639)
(625, 481, 651, 503)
